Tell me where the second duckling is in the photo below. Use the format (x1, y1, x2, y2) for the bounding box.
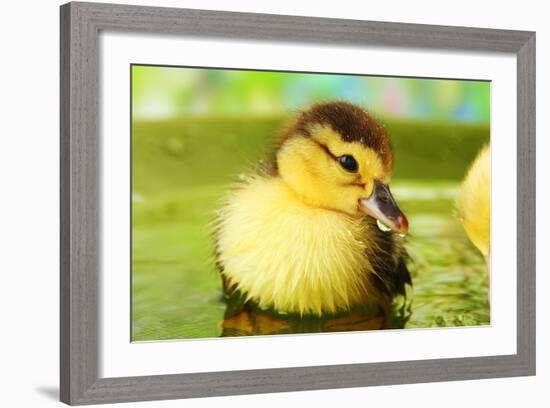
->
(457, 145, 491, 261)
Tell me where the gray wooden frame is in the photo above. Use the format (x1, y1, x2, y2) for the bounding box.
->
(60, 1, 536, 405)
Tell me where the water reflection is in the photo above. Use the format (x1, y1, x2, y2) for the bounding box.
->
(221, 298, 412, 337)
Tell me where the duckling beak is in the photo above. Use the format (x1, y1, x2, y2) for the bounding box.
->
(358, 181, 409, 234)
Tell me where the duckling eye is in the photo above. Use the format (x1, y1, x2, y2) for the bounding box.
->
(338, 155, 358, 172)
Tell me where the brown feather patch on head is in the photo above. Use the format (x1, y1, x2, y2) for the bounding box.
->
(281, 101, 393, 172)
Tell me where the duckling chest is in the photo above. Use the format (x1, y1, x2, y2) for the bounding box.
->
(215, 179, 377, 314)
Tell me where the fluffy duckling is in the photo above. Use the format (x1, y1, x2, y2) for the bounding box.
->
(457, 145, 490, 261)
(214, 102, 410, 316)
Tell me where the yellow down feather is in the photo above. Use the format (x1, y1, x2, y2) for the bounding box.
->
(215, 176, 380, 316)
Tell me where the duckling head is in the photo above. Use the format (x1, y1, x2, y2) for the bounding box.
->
(276, 101, 408, 234)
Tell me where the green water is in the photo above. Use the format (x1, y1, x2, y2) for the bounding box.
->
(131, 118, 490, 341)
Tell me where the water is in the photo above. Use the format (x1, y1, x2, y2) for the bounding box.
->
(131, 181, 489, 341)
(132, 117, 490, 340)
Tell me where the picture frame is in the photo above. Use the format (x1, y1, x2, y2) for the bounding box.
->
(60, 1, 536, 405)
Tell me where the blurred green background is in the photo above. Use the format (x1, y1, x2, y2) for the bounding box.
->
(132, 65, 490, 341)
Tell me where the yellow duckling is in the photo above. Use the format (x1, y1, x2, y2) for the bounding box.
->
(457, 145, 491, 260)
(214, 102, 410, 316)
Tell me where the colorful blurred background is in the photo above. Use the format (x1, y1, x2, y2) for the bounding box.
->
(132, 66, 490, 123)
(132, 65, 490, 341)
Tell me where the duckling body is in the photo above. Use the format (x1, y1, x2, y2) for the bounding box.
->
(457, 145, 490, 259)
(214, 102, 410, 316)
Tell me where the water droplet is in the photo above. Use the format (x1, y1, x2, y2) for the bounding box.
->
(376, 219, 392, 232)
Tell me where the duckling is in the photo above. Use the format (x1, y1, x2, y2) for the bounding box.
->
(457, 145, 490, 261)
(214, 102, 410, 316)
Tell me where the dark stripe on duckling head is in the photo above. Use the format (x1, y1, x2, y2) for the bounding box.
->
(309, 138, 338, 160)
(282, 101, 393, 172)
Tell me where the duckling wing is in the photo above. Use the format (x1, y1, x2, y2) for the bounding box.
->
(370, 255, 411, 298)
(366, 222, 411, 299)
(391, 257, 412, 296)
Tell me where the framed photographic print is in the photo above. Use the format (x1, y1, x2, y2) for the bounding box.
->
(60, 1, 536, 405)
